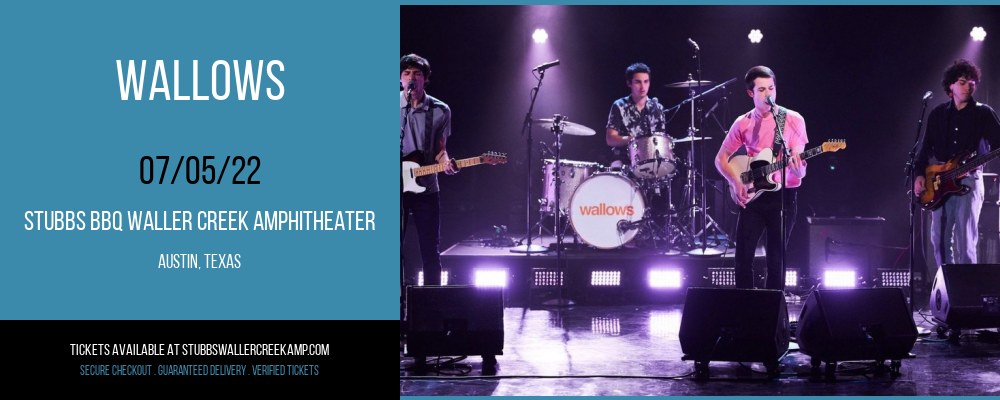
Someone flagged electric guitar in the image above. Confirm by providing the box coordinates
[919,146,1000,211]
[728,140,847,205]
[401,151,507,194]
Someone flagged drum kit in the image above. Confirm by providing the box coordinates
[523,76,734,255]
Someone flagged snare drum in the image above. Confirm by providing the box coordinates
[628,135,676,179]
[569,173,646,249]
[542,159,602,214]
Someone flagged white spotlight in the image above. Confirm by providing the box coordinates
[971,27,986,42]
[749,29,763,44]
[533,28,548,44]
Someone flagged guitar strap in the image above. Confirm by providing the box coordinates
[423,99,437,165]
[771,106,788,161]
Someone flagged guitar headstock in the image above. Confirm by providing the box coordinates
[481,151,508,165]
[822,139,847,153]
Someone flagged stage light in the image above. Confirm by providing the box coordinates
[879,270,911,288]
[417,270,449,286]
[534,269,564,286]
[749,29,763,43]
[533,28,548,44]
[591,270,621,286]
[708,267,736,287]
[649,269,682,289]
[823,269,857,288]
[786,269,798,288]
[474,269,507,288]
[971,27,986,42]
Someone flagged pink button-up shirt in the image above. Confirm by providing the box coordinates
[721,108,809,188]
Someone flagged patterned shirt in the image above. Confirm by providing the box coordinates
[606,95,666,138]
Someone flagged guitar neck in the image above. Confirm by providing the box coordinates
[413,157,483,177]
[758,145,825,176]
[949,146,1000,178]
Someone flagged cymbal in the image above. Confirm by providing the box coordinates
[535,119,596,136]
[663,79,714,88]
[673,136,712,143]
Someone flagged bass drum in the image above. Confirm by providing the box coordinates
[569,173,646,249]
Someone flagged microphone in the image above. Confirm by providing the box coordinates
[765,95,776,107]
[405,80,415,101]
[618,220,635,232]
[923,91,933,101]
[687,38,700,51]
[705,99,722,119]
[532,60,560,72]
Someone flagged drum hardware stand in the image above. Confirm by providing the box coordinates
[637,178,691,254]
[676,60,735,256]
[544,114,574,307]
[662,78,735,255]
[518,201,556,242]
[512,67,551,254]
[685,168,729,248]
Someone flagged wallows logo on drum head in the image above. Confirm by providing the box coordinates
[578,203,635,216]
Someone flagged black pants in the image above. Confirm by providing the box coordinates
[734,189,797,290]
[402,192,442,286]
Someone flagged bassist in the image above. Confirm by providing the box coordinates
[714,66,808,290]
[914,59,1000,274]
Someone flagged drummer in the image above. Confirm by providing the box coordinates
[606,62,668,170]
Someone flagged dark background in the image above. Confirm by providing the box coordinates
[401,5,1000,272]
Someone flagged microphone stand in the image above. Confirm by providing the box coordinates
[543,115,574,307]
[771,101,791,292]
[400,91,413,332]
[905,94,931,313]
[512,69,551,254]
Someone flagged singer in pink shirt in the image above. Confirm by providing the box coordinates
[715,66,809,290]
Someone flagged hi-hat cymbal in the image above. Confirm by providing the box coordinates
[673,136,712,143]
[535,119,596,136]
[663,79,715,88]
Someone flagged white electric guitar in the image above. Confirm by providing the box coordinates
[401,151,507,194]
[727,140,846,205]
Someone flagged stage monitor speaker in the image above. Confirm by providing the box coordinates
[679,288,789,365]
[930,264,1000,330]
[808,217,885,280]
[797,288,916,363]
[406,286,504,359]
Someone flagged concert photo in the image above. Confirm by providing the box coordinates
[400,5,1000,396]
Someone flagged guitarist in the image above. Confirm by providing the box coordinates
[714,66,808,290]
[914,59,1000,274]
[400,54,458,288]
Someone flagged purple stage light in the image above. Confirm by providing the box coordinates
[823,269,857,289]
[417,270,449,286]
[474,269,507,288]
[591,270,621,286]
[785,269,798,288]
[648,269,682,289]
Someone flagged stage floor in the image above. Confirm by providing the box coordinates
[400,301,1000,396]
